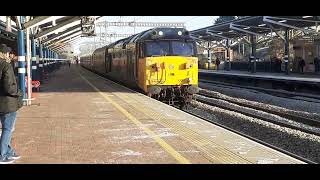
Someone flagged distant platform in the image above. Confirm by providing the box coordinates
[199,69,320,84]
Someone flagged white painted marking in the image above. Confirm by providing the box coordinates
[18,68,26,73]
[18,56,25,62]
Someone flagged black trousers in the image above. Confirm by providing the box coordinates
[299,66,304,73]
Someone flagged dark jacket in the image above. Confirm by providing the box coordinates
[0,59,23,113]
[299,59,306,67]
[216,59,220,65]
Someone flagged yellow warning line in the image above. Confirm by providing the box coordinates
[79,73,191,164]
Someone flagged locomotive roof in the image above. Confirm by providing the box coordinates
[91,27,194,55]
[105,27,193,49]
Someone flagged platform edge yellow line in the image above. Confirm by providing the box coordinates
[79,73,191,164]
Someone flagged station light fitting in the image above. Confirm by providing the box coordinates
[278,20,287,23]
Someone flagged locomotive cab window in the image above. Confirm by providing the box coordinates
[145,40,196,57]
[145,41,170,57]
[171,41,196,57]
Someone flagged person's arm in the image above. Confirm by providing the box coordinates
[3,63,19,97]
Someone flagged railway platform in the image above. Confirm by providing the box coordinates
[200,69,320,83]
[9,65,305,164]
[199,69,320,95]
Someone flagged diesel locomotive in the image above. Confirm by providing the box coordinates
[81,27,199,108]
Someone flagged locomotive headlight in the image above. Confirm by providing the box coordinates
[158,31,164,36]
[178,31,182,36]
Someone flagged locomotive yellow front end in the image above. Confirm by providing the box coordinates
[144,56,199,107]
[137,28,199,107]
[146,56,198,91]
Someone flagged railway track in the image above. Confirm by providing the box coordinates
[199,79,320,104]
[195,91,320,137]
[181,108,316,164]
[199,90,320,127]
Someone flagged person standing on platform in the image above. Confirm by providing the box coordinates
[0,44,23,164]
[248,58,251,72]
[298,57,306,74]
[314,57,319,73]
[76,56,80,66]
[68,60,71,68]
[270,57,275,72]
[215,57,220,71]
[276,57,282,73]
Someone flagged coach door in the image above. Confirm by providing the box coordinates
[134,44,138,82]
[127,50,133,81]
[108,53,112,73]
[134,42,144,82]
[105,49,108,73]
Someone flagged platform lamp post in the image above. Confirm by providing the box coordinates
[31,37,38,81]
[51,50,54,68]
[47,48,50,71]
[284,28,289,75]
[50,49,53,69]
[25,27,33,105]
[48,49,51,72]
[38,42,44,82]
[43,47,47,75]
[35,42,40,81]
[49,49,52,69]
[47,49,50,71]
[50,49,52,65]
[207,41,211,70]
[226,39,231,71]
[49,49,52,71]
[250,35,256,73]
[17,29,26,104]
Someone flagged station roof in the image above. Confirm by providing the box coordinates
[3,16,320,54]
[191,16,320,41]
[1,16,102,53]
[0,20,17,41]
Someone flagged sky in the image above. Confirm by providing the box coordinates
[73,16,218,54]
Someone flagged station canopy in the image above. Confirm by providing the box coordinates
[190,16,320,42]
[2,16,320,53]
[1,16,102,53]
